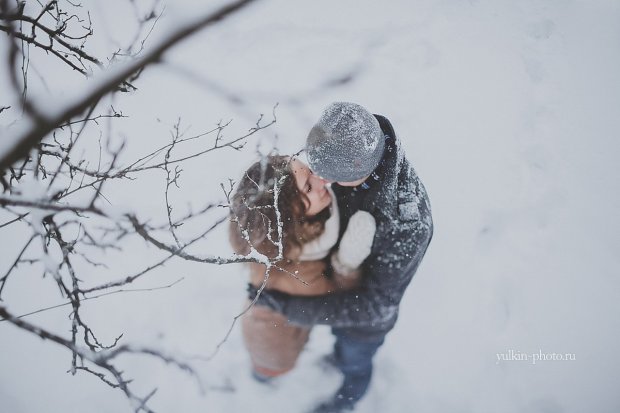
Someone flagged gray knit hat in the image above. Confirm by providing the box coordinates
[306,102,385,182]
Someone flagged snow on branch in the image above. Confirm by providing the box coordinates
[0,97,277,413]
[0,1,295,410]
[0,108,280,410]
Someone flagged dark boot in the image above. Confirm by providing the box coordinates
[308,395,355,413]
[317,352,339,373]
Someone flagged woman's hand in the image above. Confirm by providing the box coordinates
[331,210,376,276]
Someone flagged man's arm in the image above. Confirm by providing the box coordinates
[252,219,432,328]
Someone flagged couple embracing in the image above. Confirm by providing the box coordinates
[229,102,433,413]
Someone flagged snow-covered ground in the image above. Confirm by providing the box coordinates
[1,0,619,412]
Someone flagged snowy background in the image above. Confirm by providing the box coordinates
[1,0,620,412]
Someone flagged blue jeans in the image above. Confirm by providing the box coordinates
[330,328,386,408]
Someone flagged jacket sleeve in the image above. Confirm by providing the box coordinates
[255,212,433,328]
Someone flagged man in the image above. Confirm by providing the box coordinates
[251,102,433,412]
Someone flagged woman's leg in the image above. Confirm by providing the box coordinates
[241,303,310,379]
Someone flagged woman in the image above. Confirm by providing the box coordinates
[229,155,375,381]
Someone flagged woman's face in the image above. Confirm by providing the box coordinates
[290,158,331,216]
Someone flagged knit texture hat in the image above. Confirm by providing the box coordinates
[306,102,385,182]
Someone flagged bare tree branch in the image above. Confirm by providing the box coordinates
[0,304,200,412]
[0,0,258,173]
[0,2,302,411]
[0,233,36,299]
[0,278,184,322]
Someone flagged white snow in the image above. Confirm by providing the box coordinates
[1,0,619,413]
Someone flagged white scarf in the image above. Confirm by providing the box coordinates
[298,186,340,261]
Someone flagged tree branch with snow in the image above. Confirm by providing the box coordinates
[0,1,301,411]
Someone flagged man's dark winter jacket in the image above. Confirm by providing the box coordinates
[253,115,433,336]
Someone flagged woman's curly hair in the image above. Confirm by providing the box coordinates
[229,155,329,260]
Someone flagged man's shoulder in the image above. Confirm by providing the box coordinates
[375,162,432,229]
[373,114,396,140]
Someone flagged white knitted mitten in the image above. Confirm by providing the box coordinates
[331,210,376,275]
